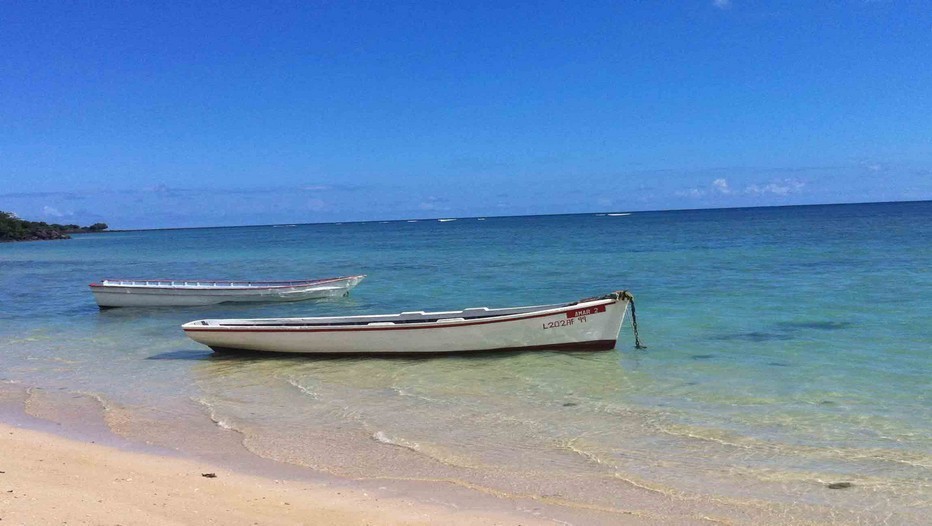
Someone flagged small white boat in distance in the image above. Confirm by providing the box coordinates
[91,275,366,308]
[182,290,638,354]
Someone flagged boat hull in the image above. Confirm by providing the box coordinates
[183,293,630,354]
[91,276,365,308]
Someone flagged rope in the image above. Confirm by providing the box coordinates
[621,291,646,350]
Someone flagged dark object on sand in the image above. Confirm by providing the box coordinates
[201,472,217,478]
[827,482,853,489]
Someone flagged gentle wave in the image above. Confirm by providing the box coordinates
[371,430,420,451]
[285,378,320,400]
[193,396,237,430]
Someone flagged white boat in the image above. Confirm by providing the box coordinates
[182,290,641,354]
[90,275,366,308]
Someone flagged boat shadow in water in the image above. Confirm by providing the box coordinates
[146,349,215,361]
[710,331,794,342]
[774,320,853,331]
[710,320,855,343]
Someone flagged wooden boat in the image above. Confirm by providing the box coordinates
[90,275,365,308]
[182,290,640,354]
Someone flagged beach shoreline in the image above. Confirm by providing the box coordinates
[0,380,656,525]
[0,420,557,526]
[4,370,921,526]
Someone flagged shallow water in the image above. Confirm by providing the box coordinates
[1,202,930,524]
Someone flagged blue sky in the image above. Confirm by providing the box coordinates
[1,1,930,228]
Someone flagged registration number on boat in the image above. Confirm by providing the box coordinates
[542,305,605,329]
[543,318,582,329]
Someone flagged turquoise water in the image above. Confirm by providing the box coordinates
[1,202,929,524]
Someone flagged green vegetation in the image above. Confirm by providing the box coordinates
[0,211,109,242]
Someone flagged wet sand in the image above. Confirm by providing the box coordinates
[0,381,668,525]
[0,422,553,526]
[2,372,922,525]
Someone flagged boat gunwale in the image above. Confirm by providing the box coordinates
[90,275,365,290]
[182,294,624,333]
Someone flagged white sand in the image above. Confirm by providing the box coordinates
[0,423,545,525]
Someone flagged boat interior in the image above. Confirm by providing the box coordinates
[190,301,581,328]
[98,278,340,289]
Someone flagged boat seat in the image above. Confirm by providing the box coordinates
[397,311,428,321]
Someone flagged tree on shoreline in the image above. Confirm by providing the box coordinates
[0,211,109,242]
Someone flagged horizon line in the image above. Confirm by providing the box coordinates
[97,199,930,233]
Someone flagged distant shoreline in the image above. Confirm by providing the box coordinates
[0,229,114,243]
[0,211,109,243]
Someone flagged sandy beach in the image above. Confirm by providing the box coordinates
[0,422,546,526]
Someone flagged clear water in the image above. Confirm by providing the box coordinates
[1,202,929,524]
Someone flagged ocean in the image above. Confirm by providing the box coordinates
[1,201,929,524]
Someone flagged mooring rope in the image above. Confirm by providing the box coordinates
[621,291,646,349]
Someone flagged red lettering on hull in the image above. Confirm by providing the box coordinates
[566,304,606,319]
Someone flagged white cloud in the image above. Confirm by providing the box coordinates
[418,196,450,211]
[677,177,806,200]
[306,198,328,211]
[675,188,705,199]
[42,206,64,217]
[713,0,732,9]
[862,162,885,173]
[744,179,806,196]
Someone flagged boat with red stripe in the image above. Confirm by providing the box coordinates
[182,290,639,354]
